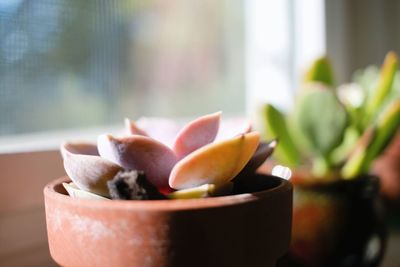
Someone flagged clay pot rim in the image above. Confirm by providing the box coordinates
[44,175,291,211]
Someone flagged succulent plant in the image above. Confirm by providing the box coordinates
[263,104,300,166]
[364,51,398,125]
[61,112,277,200]
[304,57,335,86]
[262,52,400,181]
[342,100,400,179]
[294,86,348,159]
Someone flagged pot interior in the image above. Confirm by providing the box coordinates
[56,174,284,196]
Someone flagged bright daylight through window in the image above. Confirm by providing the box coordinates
[0,0,244,136]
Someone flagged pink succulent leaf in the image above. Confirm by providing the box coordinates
[169,132,260,190]
[136,117,182,147]
[60,142,98,159]
[124,118,149,136]
[97,134,120,165]
[98,134,178,189]
[61,142,122,197]
[173,111,221,159]
[63,182,109,200]
[216,117,252,141]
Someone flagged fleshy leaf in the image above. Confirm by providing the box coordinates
[341,127,376,179]
[124,118,148,136]
[61,142,122,197]
[304,56,334,86]
[167,183,233,199]
[63,182,109,200]
[294,88,348,157]
[97,135,119,164]
[136,117,181,147]
[98,134,178,189]
[364,100,400,168]
[365,51,398,124]
[173,112,221,159]
[263,104,300,166]
[169,132,260,189]
[342,99,400,179]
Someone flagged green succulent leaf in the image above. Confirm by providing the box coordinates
[365,51,398,124]
[294,88,348,158]
[342,99,400,179]
[167,183,233,199]
[312,156,331,178]
[304,57,334,86]
[330,126,360,165]
[363,99,400,168]
[341,128,375,179]
[262,104,301,166]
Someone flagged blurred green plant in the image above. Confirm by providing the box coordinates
[261,52,400,181]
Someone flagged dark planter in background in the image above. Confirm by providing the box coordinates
[278,174,386,267]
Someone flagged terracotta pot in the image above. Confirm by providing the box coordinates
[44,174,292,267]
[277,174,386,267]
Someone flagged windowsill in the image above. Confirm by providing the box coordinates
[0,125,120,154]
[0,114,248,154]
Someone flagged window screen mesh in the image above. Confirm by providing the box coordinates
[0,0,244,135]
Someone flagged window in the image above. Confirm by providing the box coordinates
[245,0,325,114]
[0,0,244,136]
